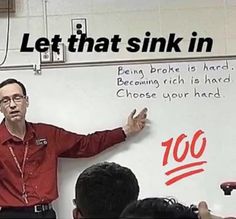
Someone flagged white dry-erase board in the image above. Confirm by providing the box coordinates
[0,57,235,219]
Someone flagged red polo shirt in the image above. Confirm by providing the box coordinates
[0,121,126,207]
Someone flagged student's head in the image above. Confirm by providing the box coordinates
[120,198,198,219]
[73,162,139,219]
[0,78,28,123]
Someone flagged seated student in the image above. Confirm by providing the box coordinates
[120,197,198,219]
[73,162,139,219]
[120,198,226,219]
[198,202,236,219]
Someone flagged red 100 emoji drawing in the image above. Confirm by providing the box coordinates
[161,129,207,186]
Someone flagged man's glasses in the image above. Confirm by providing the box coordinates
[0,94,26,107]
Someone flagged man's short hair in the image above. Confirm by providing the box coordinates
[75,162,139,218]
[0,78,27,96]
[120,197,198,219]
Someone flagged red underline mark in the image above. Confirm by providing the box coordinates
[165,161,207,175]
[165,161,207,186]
[165,169,204,186]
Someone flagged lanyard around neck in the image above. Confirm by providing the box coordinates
[8,145,28,177]
[8,144,29,204]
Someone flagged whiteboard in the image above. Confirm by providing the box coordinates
[0,58,235,218]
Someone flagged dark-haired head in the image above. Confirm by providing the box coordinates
[74,162,139,219]
[120,197,198,219]
[0,78,27,96]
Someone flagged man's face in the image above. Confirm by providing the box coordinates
[0,83,28,123]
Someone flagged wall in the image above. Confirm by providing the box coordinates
[0,1,236,219]
[1,0,236,66]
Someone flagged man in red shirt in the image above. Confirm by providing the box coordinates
[0,78,147,219]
